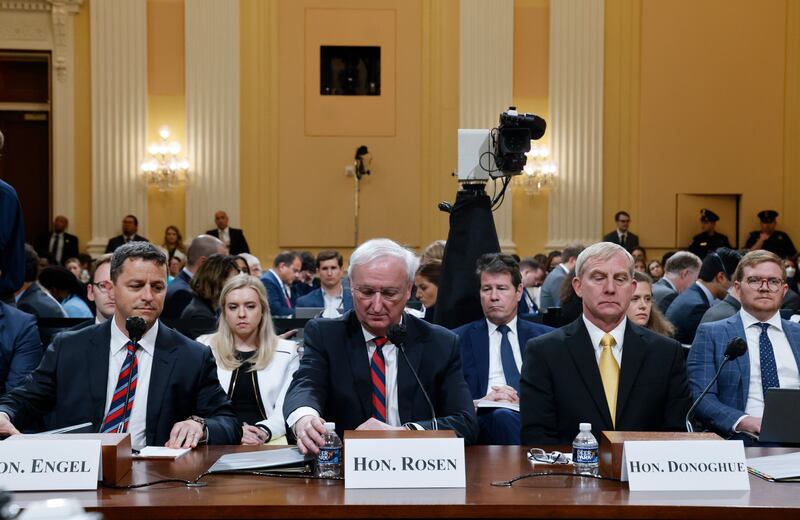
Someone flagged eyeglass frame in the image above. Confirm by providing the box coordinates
[91,280,114,294]
[527,448,571,465]
[743,276,785,293]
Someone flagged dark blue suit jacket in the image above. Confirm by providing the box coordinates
[0,320,241,445]
[295,288,353,313]
[0,180,25,296]
[0,302,43,395]
[666,283,712,344]
[687,314,800,435]
[454,318,552,399]
[163,270,194,320]
[261,270,294,317]
[283,311,478,443]
[518,291,539,316]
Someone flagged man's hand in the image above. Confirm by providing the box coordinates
[483,385,519,403]
[0,413,20,436]
[294,415,327,455]
[279,329,298,340]
[355,418,405,431]
[241,424,269,445]
[737,415,762,435]
[165,419,205,448]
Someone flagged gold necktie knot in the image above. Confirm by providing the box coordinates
[600,333,616,348]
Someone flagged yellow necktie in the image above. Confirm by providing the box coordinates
[599,333,619,427]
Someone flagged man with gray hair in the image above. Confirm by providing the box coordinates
[284,238,478,453]
[652,251,702,313]
[163,234,227,320]
[521,241,691,444]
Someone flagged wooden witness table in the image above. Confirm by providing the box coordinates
[9,445,800,519]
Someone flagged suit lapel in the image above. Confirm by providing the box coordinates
[397,315,424,424]
[781,319,800,376]
[565,320,614,429]
[471,321,490,397]
[616,323,647,425]
[146,323,179,444]
[87,321,112,431]
[345,313,373,420]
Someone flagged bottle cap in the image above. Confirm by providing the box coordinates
[324,422,336,430]
[579,422,591,431]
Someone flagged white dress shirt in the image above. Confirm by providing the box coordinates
[486,317,523,389]
[322,289,344,318]
[583,315,626,366]
[105,319,157,449]
[219,227,231,247]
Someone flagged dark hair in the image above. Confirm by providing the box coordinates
[632,271,675,337]
[23,244,39,282]
[273,251,300,268]
[416,260,442,286]
[475,253,521,287]
[110,242,167,282]
[39,266,83,295]
[562,244,585,263]
[614,211,630,222]
[698,247,741,282]
[299,251,316,272]
[233,255,251,275]
[317,249,343,268]
[124,214,138,226]
[519,257,542,272]
[545,250,562,272]
[190,254,239,308]
[90,254,113,283]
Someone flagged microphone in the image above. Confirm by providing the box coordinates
[388,323,438,431]
[126,316,147,344]
[685,337,747,432]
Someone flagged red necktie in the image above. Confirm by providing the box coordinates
[101,342,139,433]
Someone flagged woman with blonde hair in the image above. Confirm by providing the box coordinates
[627,271,676,338]
[197,274,299,445]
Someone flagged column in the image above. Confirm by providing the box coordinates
[459,0,515,253]
[184,0,240,238]
[88,0,148,255]
[547,0,605,248]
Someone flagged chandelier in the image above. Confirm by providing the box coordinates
[140,126,190,192]
[515,143,557,196]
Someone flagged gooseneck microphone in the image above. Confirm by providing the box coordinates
[388,323,439,431]
[685,337,747,432]
[126,316,147,344]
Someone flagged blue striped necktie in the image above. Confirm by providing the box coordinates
[370,337,388,422]
[101,341,139,433]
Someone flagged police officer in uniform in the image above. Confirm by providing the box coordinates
[745,210,797,259]
[688,209,732,259]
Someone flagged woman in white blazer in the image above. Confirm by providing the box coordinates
[197,274,299,444]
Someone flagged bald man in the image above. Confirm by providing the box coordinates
[206,210,250,255]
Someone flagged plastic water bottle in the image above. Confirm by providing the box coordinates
[572,422,599,475]
[316,422,342,478]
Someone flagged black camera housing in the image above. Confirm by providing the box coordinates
[494,107,546,174]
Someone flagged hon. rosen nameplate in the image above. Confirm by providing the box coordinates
[0,439,101,491]
[344,431,465,489]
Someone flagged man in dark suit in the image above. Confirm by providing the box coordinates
[688,209,732,259]
[261,251,301,317]
[34,215,79,266]
[206,210,250,255]
[518,257,544,316]
[666,247,741,344]
[162,234,226,321]
[652,251,702,313]
[296,250,353,317]
[688,250,800,443]
[454,253,551,444]
[105,215,148,253]
[745,210,797,260]
[0,242,240,449]
[0,301,42,395]
[0,175,25,305]
[284,238,478,453]
[700,292,741,325]
[521,241,692,445]
[602,211,639,253]
[15,245,67,345]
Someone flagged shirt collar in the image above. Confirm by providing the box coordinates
[739,308,783,332]
[582,314,627,350]
[662,277,677,291]
[695,280,715,304]
[360,315,405,345]
[110,317,158,357]
[181,267,194,279]
[486,316,518,336]
[269,269,287,290]
[559,263,569,275]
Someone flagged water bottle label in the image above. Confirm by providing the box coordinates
[573,446,598,464]
[318,446,341,465]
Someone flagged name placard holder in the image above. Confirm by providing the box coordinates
[621,440,750,491]
[344,430,465,489]
[0,438,101,491]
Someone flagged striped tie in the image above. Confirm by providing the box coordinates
[101,341,139,433]
[370,337,388,422]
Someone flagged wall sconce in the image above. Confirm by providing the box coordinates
[515,143,557,196]
[140,126,190,192]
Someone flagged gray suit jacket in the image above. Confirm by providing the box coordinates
[540,266,567,310]
[699,294,741,325]
[653,277,678,313]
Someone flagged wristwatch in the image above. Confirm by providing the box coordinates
[256,424,273,444]
[187,415,208,444]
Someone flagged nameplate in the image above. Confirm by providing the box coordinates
[0,439,101,491]
[621,440,749,491]
[344,431,465,489]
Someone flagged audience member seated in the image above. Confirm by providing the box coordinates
[179,254,239,340]
[558,268,583,326]
[0,242,241,448]
[239,253,263,278]
[414,260,441,322]
[545,250,562,273]
[34,215,78,266]
[700,285,741,325]
[602,211,639,253]
[631,246,647,264]
[688,250,800,444]
[16,245,67,320]
[0,301,42,395]
[627,272,675,337]
[745,210,797,260]
[261,251,302,317]
[666,247,741,345]
[65,257,83,281]
[168,255,184,283]
[85,254,116,326]
[784,257,798,293]
[540,244,583,310]
[296,250,353,318]
[518,257,545,316]
[521,242,692,444]
[38,266,93,319]
[162,225,187,264]
[207,210,250,255]
[634,258,647,274]
[105,214,148,253]
[197,274,300,445]
[647,259,664,282]
[454,253,551,445]
[421,239,446,263]
[284,238,478,453]
[292,251,318,299]
[163,234,227,320]
[652,251,702,313]
[233,255,250,275]
[688,209,731,259]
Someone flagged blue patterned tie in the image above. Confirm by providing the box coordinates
[101,342,139,433]
[497,324,520,391]
[370,337,388,422]
[758,323,780,397]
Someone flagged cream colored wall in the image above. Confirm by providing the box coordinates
[73,0,92,246]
